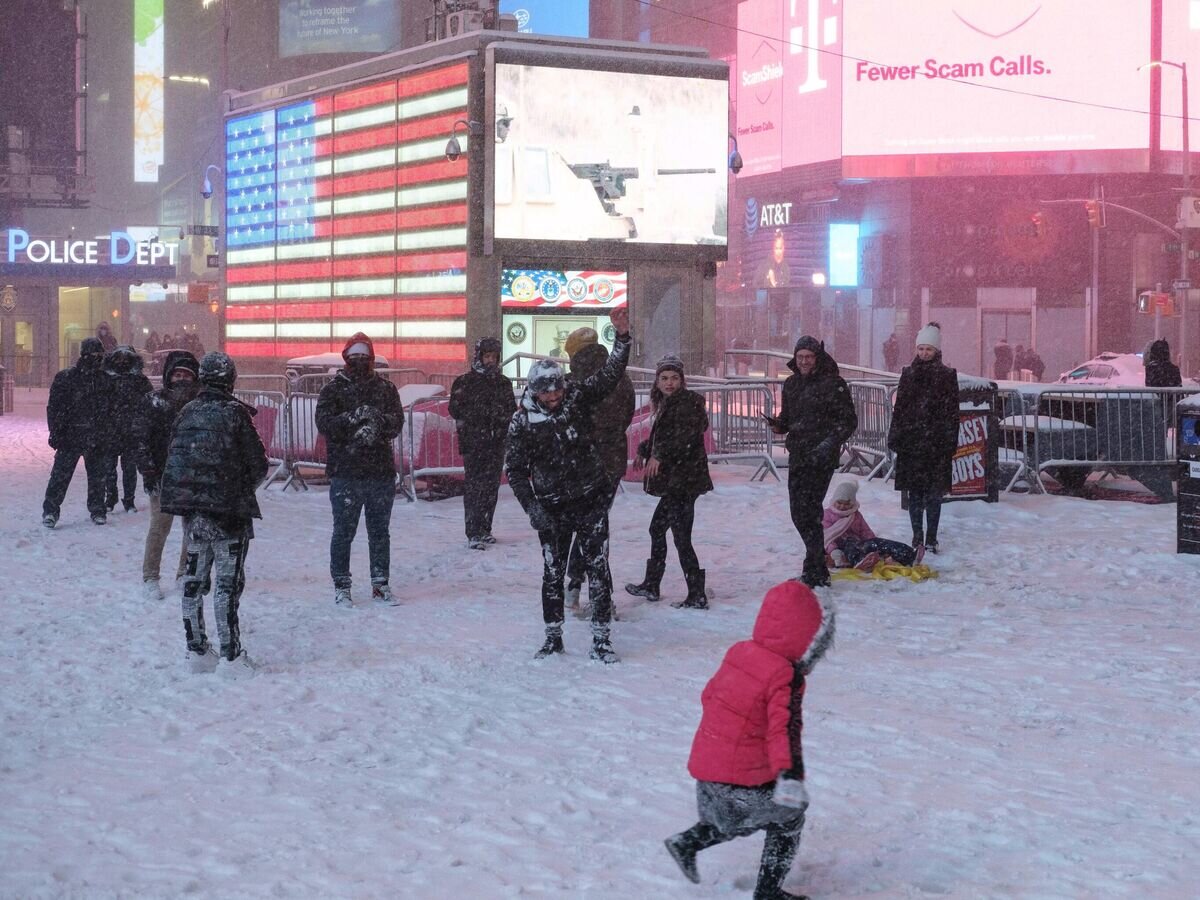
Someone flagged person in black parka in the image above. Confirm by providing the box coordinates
[887,322,959,554]
[133,349,200,597]
[563,328,636,611]
[103,346,153,512]
[449,337,517,549]
[1144,339,1182,388]
[993,337,1013,380]
[160,352,268,671]
[505,306,632,664]
[767,336,857,588]
[315,332,405,607]
[625,355,713,609]
[42,337,115,527]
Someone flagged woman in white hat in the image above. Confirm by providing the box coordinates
[886,323,958,554]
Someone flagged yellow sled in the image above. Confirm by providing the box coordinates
[831,561,938,584]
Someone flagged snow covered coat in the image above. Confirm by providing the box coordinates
[46,339,113,451]
[104,347,154,442]
[448,339,517,457]
[568,342,636,483]
[776,344,857,467]
[314,333,404,480]
[1144,339,1182,388]
[505,334,631,514]
[888,353,959,493]
[688,581,835,787]
[159,386,268,522]
[637,388,713,499]
[132,350,200,490]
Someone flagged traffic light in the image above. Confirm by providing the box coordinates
[1031,211,1045,238]
[1084,200,1104,228]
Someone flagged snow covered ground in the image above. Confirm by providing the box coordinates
[2,388,1198,899]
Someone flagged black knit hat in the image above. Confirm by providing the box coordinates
[655,355,685,377]
[793,335,823,355]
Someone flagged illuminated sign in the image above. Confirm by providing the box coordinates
[133,0,164,183]
[279,0,401,57]
[4,229,179,267]
[499,0,589,37]
[828,223,859,286]
[501,268,627,309]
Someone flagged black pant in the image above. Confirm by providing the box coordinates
[906,486,943,542]
[788,459,836,577]
[43,446,109,519]
[839,536,917,567]
[463,446,505,540]
[106,442,139,507]
[329,477,395,588]
[566,473,620,587]
[540,500,612,626]
[648,494,700,575]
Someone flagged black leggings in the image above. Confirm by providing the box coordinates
[906,487,943,542]
[649,494,700,575]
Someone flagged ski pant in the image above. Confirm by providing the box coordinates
[906,486,944,542]
[539,500,612,627]
[142,490,189,582]
[787,459,836,577]
[42,445,109,519]
[566,473,620,588]
[329,476,395,588]
[462,446,505,541]
[695,779,807,840]
[105,441,138,507]
[181,521,249,661]
[838,536,917,568]
[647,493,700,576]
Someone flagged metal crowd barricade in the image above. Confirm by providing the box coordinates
[233,388,291,488]
[994,388,1042,492]
[405,393,465,500]
[284,389,324,491]
[843,381,894,479]
[688,382,780,480]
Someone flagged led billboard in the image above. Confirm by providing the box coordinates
[499,0,589,37]
[492,64,728,246]
[1160,0,1200,154]
[841,1,1151,176]
[279,0,400,57]
[133,0,164,183]
[500,268,627,309]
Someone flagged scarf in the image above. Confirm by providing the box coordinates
[822,501,860,548]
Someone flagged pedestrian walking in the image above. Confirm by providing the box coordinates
[41,337,114,527]
[159,352,268,674]
[448,337,517,549]
[664,580,834,899]
[505,306,632,663]
[887,322,958,555]
[882,332,899,372]
[315,333,405,608]
[992,337,1013,380]
[765,336,857,587]
[1144,338,1182,387]
[103,346,153,512]
[625,355,713,609]
[133,350,200,601]
[563,327,635,612]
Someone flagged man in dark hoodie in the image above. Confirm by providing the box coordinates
[315,333,405,607]
[1144,339,1182,388]
[505,306,632,663]
[563,327,636,612]
[767,336,857,587]
[103,346,153,512]
[449,337,516,550]
[42,337,114,527]
[133,349,200,601]
[160,352,268,674]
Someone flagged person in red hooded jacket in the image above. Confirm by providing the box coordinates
[664,580,835,900]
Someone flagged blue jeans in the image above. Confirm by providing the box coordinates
[329,477,395,588]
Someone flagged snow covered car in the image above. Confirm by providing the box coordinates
[1056,352,1146,387]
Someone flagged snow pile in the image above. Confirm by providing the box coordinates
[1,391,1197,898]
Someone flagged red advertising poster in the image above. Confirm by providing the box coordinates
[950,411,989,497]
[736,0,784,176]
[780,0,843,168]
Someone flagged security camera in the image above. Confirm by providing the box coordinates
[445,136,463,162]
[201,176,213,199]
[728,149,744,175]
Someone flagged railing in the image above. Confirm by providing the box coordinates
[722,348,900,384]
[233,388,290,488]
[0,370,13,414]
[842,382,894,479]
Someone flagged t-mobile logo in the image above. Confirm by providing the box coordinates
[789,0,839,95]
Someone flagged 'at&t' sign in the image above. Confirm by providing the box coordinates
[5,228,179,267]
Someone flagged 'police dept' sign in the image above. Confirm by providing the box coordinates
[5,228,179,267]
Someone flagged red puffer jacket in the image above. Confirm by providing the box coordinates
[687,581,834,787]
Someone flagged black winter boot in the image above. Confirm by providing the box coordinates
[625,558,666,602]
[664,822,727,884]
[673,568,708,609]
[534,625,564,659]
[589,624,619,664]
[753,826,807,900]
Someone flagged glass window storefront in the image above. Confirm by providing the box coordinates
[58,286,121,367]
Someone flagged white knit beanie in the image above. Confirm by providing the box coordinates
[831,480,858,504]
[915,322,941,350]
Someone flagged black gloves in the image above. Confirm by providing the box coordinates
[528,503,554,532]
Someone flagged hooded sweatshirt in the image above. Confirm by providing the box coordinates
[133,350,200,488]
[688,581,835,786]
[776,337,858,464]
[46,338,113,450]
[448,337,517,455]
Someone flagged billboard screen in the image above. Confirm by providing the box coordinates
[279,0,400,58]
[1161,0,1200,153]
[499,0,589,37]
[492,63,728,246]
[500,268,627,309]
[133,0,164,183]
[841,1,1151,176]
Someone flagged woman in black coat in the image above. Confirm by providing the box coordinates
[887,323,958,554]
[625,356,714,609]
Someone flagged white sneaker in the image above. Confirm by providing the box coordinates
[371,583,399,606]
[141,580,163,601]
[218,650,256,679]
[185,645,219,674]
[334,586,353,607]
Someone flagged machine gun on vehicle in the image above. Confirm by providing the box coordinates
[568,161,718,215]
